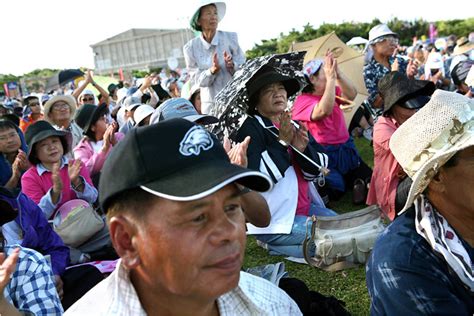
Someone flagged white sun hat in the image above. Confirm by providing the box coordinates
[133,104,155,126]
[368,24,398,44]
[190,1,226,31]
[389,90,474,214]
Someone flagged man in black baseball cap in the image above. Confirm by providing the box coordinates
[66,118,302,315]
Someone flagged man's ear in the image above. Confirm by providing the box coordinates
[427,169,446,195]
[109,216,140,269]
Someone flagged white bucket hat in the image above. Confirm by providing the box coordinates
[426,52,444,69]
[368,24,398,44]
[389,90,474,214]
[133,104,155,126]
[190,1,226,31]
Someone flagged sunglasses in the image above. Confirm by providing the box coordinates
[381,36,399,44]
[82,97,94,102]
[29,102,40,107]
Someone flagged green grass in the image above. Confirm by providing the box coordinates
[243,137,374,316]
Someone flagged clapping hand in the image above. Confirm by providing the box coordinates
[278,111,295,146]
[109,122,118,145]
[406,59,418,79]
[291,122,309,152]
[223,50,235,75]
[210,52,220,75]
[11,150,28,177]
[224,136,250,168]
[323,52,337,82]
[68,159,82,187]
[51,163,63,204]
[85,70,94,84]
[102,124,117,151]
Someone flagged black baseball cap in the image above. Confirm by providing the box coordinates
[99,118,272,211]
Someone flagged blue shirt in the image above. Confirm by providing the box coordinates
[363,56,408,117]
[366,208,474,315]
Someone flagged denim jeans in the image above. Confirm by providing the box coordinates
[256,204,337,258]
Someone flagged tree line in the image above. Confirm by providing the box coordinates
[1,17,472,91]
[245,17,474,58]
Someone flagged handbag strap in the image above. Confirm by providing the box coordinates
[303,215,317,266]
[253,115,328,173]
[303,215,360,272]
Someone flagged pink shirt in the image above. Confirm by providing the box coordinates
[73,133,124,177]
[21,159,95,218]
[292,87,349,145]
[294,160,310,216]
[366,116,401,220]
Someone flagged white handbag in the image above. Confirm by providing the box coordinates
[303,205,385,271]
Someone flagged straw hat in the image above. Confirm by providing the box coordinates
[389,90,474,213]
[43,95,77,122]
[453,37,474,56]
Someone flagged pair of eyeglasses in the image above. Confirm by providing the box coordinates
[82,97,94,102]
[52,103,69,110]
[382,36,399,44]
[29,102,40,107]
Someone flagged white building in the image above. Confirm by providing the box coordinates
[91,28,195,74]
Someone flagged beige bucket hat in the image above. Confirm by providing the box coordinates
[43,95,77,122]
[389,90,474,214]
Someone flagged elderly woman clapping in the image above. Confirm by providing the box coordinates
[235,66,336,258]
[366,91,474,314]
[183,1,245,114]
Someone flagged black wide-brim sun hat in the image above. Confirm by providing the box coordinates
[74,103,107,134]
[99,118,273,211]
[378,71,436,114]
[24,120,72,162]
[246,66,301,104]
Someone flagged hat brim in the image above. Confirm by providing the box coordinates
[125,103,141,111]
[453,43,474,56]
[184,114,219,125]
[369,32,398,45]
[399,135,474,215]
[383,80,435,114]
[27,129,72,162]
[247,72,301,102]
[140,160,272,202]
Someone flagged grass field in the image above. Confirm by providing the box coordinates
[243,137,374,316]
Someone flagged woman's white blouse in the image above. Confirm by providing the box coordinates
[183,30,245,114]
